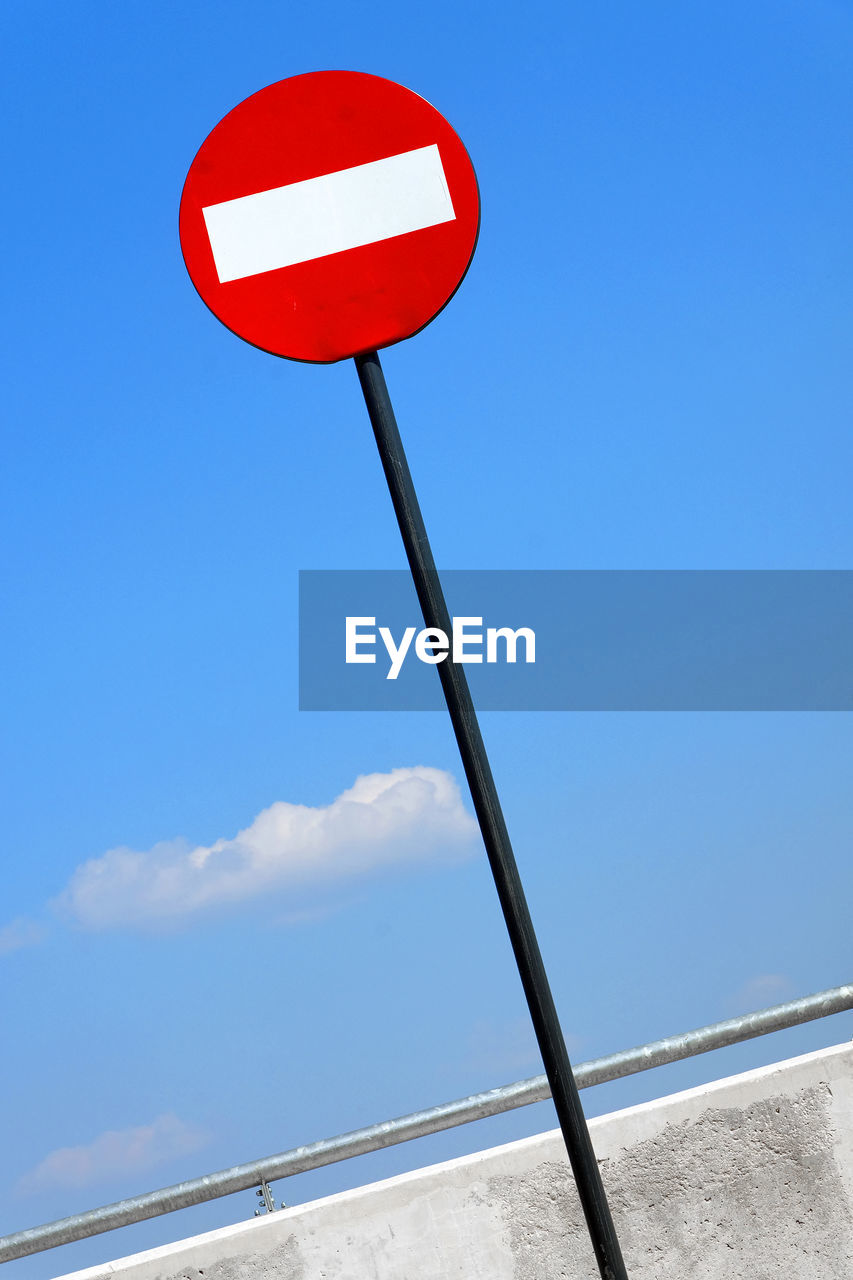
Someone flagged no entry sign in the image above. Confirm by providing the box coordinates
[179,71,480,362]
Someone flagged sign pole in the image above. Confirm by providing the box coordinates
[180,68,629,1279]
[354,349,629,1280]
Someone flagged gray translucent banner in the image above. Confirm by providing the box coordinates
[298,570,853,711]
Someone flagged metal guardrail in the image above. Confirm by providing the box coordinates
[1,982,851,1263]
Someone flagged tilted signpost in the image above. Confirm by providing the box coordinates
[180,69,628,1280]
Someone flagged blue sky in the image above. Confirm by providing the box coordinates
[2,0,852,1275]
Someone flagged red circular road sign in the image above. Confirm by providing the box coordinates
[179,71,480,364]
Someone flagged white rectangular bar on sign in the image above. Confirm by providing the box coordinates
[202,145,456,283]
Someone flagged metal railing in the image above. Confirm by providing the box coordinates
[1,982,851,1264]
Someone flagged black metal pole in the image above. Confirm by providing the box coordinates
[354,350,629,1280]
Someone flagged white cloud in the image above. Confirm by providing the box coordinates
[53,767,478,931]
[16,1114,208,1195]
[273,899,355,928]
[727,973,794,1014]
[464,1016,542,1076]
[0,916,47,956]
[462,1017,582,1077]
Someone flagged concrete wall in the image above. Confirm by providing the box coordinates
[57,1041,853,1280]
